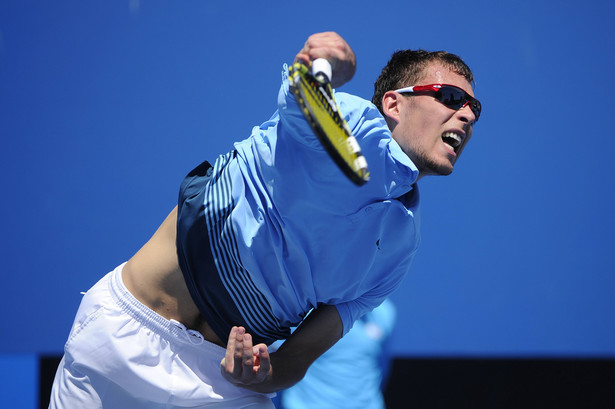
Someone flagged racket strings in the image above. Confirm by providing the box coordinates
[289,62,369,185]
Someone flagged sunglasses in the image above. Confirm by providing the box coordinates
[394,84,481,122]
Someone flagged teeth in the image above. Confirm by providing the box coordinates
[442,132,462,149]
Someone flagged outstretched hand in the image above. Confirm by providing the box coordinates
[220,326,271,388]
[294,31,356,88]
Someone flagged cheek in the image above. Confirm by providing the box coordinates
[410,101,446,129]
[415,117,441,145]
[402,101,447,147]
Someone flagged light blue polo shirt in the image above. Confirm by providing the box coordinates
[177,65,420,345]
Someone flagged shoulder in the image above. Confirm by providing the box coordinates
[335,91,390,145]
[335,91,382,120]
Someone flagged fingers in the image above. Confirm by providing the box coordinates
[220,326,271,386]
[221,326,240,379]
[296,32,351,62]
[240,332,255,383]
[254,344,271,382]
[233,327,246,378]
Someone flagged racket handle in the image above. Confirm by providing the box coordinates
[312,58,332,83]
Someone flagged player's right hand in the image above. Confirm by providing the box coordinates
[294,31,356,88]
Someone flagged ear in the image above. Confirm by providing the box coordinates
[381,91,402,126]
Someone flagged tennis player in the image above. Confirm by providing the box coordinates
[49,31,479,408]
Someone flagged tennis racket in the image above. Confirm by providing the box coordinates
[288,58,370,186]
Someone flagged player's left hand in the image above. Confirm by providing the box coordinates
[220,326,271,387]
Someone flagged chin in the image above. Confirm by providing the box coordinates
[438,167,454,176]
[427,160,455,176]
[415,155,455,177]
[440,158,457,175]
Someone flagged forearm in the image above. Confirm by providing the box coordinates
[238,348,309,393]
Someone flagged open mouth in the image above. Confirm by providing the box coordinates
[442,131,463,154]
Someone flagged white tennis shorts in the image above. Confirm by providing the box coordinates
[49,263,274,409]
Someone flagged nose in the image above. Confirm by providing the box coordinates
[458,102,477,124]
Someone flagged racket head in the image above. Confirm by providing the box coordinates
[288,62,370,186]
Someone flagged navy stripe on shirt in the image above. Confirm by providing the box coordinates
[204,152,286,341]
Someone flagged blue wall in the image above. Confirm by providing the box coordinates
[1,0,614,367]
[0,355,37,409]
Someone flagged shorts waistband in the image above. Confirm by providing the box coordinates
[108,263,226,354]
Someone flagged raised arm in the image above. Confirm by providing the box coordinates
[294,31,356,88]
[220,304,343,393]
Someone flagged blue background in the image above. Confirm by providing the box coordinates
[1,0,614,404]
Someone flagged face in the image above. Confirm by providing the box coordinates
[384,62,476,178]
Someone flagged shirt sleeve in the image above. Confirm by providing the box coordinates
[274,64,417,208]
[334,251,413,337]
[276,63,335,151]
